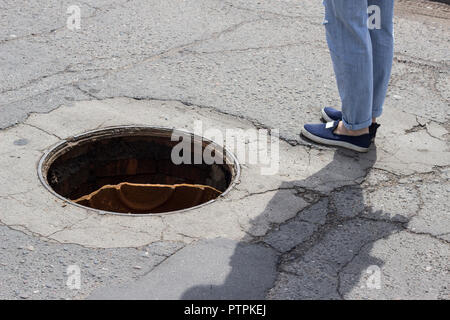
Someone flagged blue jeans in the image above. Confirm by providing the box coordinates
[323,0,394,130]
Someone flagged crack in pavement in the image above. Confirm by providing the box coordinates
[0,0,448,300]
[0,11,270,107]
[260,164,449,298]
[186,41,328,56]
[23,123,62,140]
[45,215,92,239]
[335,228,404,299]
[0,0,133,45]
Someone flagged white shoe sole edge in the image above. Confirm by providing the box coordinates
[301,128,369,153]
[321,108,336,123]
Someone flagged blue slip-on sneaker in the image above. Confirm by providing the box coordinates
[321,106,342,122]
[321,107,381,140]
[301,121,371,152]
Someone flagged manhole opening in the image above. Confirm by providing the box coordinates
[38,126,239,215]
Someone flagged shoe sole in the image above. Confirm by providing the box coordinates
[321,108,336,123]
[301,128,369,153]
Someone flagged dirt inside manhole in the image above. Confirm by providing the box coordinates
[38,126,239,214]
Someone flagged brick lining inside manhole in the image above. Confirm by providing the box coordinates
[38,126,239,215]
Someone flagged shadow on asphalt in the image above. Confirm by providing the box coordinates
[181,145,407,299]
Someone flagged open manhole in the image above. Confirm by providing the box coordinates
[38,126,239,215]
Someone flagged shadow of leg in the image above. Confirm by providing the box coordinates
[181,145,412,300]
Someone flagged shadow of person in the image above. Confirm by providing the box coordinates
[181,145,408,299]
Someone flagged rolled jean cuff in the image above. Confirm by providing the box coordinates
[372,108,383,119]
[342,117,372,131]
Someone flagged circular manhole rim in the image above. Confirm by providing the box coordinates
[37,125,241,217]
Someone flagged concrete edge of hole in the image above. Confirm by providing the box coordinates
[37,125,241,217]
[0,98,321,248]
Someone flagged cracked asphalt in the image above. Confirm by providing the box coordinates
[0,0,449,300]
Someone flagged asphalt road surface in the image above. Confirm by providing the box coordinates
[0,0,448,300]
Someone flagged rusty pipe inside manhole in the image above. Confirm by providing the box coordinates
[38,126,240,215]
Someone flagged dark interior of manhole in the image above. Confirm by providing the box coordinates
[42,128,237,214]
